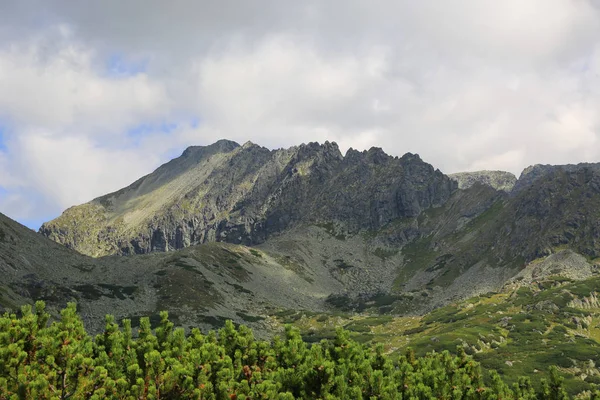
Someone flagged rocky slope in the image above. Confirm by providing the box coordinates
[0,212,351,335]
[40,140,456,257]
[280,268,600,395]
[362,162,600,311]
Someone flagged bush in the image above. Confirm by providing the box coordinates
[0,302,580,399]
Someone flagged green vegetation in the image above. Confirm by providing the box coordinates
[395,235,436,288]
[155,267,220,313]
[0,302,590,399]
[249,249,263,258]
[372,248,398,260]
[324,293,411,314]
[283,276,600,396]
[462,200,505,233]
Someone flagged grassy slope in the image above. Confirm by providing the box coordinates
[275,274,600,395]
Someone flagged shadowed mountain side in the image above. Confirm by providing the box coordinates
[0,212,345,335]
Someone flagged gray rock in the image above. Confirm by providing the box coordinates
[512,163,600,194]
[449,170,517,192]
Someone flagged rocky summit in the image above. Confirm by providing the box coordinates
[40,140,456,257]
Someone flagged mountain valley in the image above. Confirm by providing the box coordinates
[2,139,600,394]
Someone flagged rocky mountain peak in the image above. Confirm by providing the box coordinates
[511,164,554,193]
[399,152,422,163]
[181,139,240,158]
[241,140,259,149]
[364,147,390,164]
[40,139,456,257]
[294,141,343,160]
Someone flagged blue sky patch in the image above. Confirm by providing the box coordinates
[126,120,183,146]
[126,116,200,146]
[0,124,8,152]
[105,54,148,77]
[19,217,50,231]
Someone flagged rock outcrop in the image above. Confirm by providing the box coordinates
[449,170,517,192]
[511,163,600,194]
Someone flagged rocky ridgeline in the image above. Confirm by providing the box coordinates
[40,140,457,257]
[38,139,600,277]
[512,162,600,194]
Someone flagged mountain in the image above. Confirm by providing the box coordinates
[35,140,600,315]
[6,211,600,394]
[512,162,600,194]
[40,140,456,257]
[6,140,600,393]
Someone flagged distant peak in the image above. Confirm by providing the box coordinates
[181,139,240,158]
[300,140,339,149]
[399,152,422,163]
[367,146,386,154]
[449,170,517,192]
[295,141,343,159]
[365,147,391,164]
[519,164,548,177]
[211,139,240,150]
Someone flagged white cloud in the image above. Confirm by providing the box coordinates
[1,1,600,226]
[0,39,170,135]
[15,133,160,207]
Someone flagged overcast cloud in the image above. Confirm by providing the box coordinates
[1,0,600,228]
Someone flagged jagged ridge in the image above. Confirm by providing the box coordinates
[40,140,457,257]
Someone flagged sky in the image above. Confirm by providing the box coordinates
[1,1,600,230]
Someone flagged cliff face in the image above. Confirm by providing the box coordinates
[40,140,457,257]
[407,163,600,295]
[507,163,600,259]
[511,163,600,194]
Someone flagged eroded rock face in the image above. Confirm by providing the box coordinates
[507,164,600,260]
[40,140,457,257]
[449,171,517,192]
